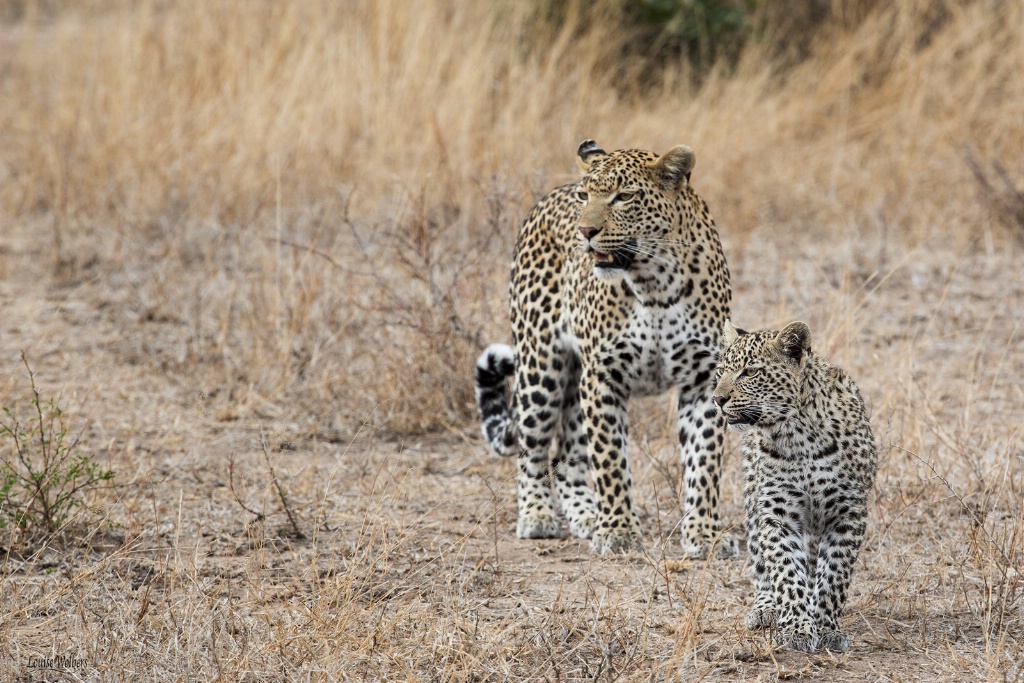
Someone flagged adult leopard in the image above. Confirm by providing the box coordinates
[475,140,734,556]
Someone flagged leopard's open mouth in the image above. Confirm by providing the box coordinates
[722,408,761,427]
[591,241,636,270]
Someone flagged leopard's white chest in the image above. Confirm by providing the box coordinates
[625,300,697,396]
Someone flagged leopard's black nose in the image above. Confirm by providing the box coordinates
[713,395,728,408]
[578,226,600,240]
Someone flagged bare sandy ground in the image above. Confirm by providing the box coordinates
[1,226,1022,681]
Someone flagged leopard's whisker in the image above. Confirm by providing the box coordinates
[621,243,677,268]
[638,237,692,248]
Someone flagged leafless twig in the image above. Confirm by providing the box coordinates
[259,427,305,539]
[227,451,264,520]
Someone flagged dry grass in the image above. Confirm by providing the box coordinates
[0,0,1022,680]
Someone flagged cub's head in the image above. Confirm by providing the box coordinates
[712,320,811,431]
[573,139,696,280]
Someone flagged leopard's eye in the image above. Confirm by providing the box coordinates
[613,191,636,204]
[575,189,589,203]
[740,367,761,379]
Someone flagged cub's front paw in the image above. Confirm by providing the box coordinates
[817,630,850,652]
[517,513,564,539]
[590,524,643,555]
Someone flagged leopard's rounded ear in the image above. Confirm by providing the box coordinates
[650,145,695,189]
[775,322,811,364]
[577,140,607,172]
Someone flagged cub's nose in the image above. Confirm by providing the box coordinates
[578,226,600,240]
[712,395,728,409]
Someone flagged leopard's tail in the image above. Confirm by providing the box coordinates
[474,344,517,457]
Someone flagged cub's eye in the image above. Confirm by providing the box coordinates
[739,367,762,379]
[613,191,636,204]
[575,189,589,203]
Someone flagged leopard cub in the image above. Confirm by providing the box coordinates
[713,320,877,653]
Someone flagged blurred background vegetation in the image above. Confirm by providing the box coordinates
[1,0,1021,435]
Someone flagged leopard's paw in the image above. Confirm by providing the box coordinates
[774,618,818,653]
[567,510,597,539]
[817,629,850,653]
[590,524,643,555]
[681,528,739,559]
[517,512,564,539]
[745,606,776,631]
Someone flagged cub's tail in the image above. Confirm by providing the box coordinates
[474,344,517,456]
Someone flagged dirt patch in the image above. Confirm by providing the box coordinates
[2,227,1021,681]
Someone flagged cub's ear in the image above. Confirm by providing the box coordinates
[721,319,749,347]
[775,322,811,364]
[649,144,695,190]
[721,319,740,347]
[577,140,607,172]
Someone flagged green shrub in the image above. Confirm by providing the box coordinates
[0,354,113,535]
[624,0,755,72]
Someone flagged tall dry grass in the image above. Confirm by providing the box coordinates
[2,0,1022,435]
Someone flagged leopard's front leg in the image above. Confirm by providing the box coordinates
[511,342,565,540]
[813,496,868,652]
[553,352,598,539]
[677,373,736,558]
[758,483,816,652]
[744,453,775,630]
[579,368,641,554]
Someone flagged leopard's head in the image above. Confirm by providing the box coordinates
[712,320,811,432]
[573,140,695,280]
